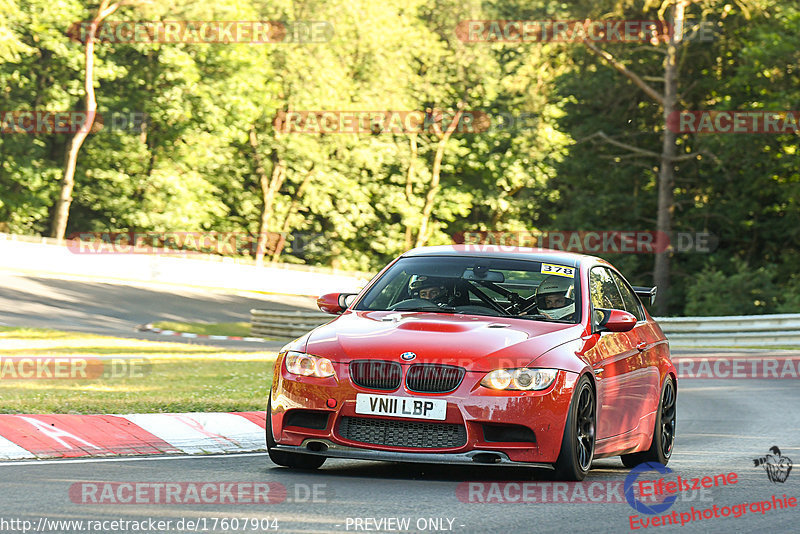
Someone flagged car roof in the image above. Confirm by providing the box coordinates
[401,245,594,268]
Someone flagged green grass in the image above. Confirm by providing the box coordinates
[150,321,252,337]
[0,327,275,414]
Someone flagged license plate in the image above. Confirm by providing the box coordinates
[355,393,447,421]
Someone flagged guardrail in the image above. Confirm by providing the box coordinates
[250,309,331,339]
[250,308,800,347]
[654,313,800,347]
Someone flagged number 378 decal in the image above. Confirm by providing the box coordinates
[541,263,575,277]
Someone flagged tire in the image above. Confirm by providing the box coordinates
[551,375,596,481]
[266,397,326,469]
[621,376,676,468]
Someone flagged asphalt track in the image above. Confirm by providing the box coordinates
[1,380,798,533]
[0,271,317,351]
[1,272,798,533]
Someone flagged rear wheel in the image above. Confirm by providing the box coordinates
[621,376,676,468]
[551,375,595,481]
[266,398,326,469]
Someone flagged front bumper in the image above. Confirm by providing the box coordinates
[270,359,579,465]
[275,440,554,469]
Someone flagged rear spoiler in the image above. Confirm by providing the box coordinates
[633,286,657,306]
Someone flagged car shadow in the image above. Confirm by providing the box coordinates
[261,457,628,482]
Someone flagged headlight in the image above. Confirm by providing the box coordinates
[283,351,336,378]
[480,368,557,391]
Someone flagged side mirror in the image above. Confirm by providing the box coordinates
[317,292,358,315]
[595,308,637,333]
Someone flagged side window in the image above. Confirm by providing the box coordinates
[611,271,644,322]
[371,271,411,309]
[589,267,625,310]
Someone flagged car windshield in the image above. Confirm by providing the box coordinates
[354,255,581,323]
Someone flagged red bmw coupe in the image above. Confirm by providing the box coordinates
[267,246,677,480]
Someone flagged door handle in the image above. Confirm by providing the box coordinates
[636,342,647,352]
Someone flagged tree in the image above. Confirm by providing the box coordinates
[579,0,708,314]
[2,0,797,312]
[415,106,464,247]
[50,0,147,241]
[0,0,32,61]
[249,125,284,264]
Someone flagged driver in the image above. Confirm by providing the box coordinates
[535,275,576,320]
[408,275,452,306]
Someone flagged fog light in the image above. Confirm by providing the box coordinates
[326,398,337,408]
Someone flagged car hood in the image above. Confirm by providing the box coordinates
[304,310,584,372]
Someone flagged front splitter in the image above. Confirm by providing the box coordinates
[274,440,554,469]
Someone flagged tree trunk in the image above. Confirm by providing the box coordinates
[415,138,445,248]
[50,1,120,241]
[415,108,463,248]
[250,126,285,265]
[271,168,314,262]
[653,1,685,315]
[403,133,417,249]
[583,2,688,315]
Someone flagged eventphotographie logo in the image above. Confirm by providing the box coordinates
[625,463,679,515]
[753,446,793,483]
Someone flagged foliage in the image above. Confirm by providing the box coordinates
[685,259,776,315]
[685,258,800,316]
[0,0,797,314]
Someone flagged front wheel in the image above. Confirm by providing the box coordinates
[551,375,595,481]
[266,398,326,469]
[621,376,676,467]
